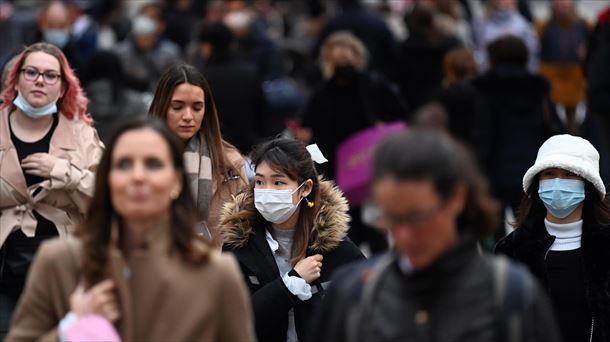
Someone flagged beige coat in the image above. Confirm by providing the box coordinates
[0,108,104,246]
[7,225,256,342]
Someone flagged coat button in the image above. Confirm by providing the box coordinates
[415,310,429,325]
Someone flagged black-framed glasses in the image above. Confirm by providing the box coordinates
[20,67,62,85]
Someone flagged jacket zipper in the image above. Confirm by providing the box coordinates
[589,317,594,342]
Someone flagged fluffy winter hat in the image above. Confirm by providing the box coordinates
[522,134,606,197]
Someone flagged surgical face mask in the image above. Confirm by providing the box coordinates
[254,183,305,224]
[132,15,158,37]
[13,92,58,118]
[43,29,70,49]
[538,178,585,219]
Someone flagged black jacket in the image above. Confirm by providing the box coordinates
[496,219,610,341]
[301,72,408,179]
[586,12,610,116]
[472,66,562,197]
[201,53,269,154]
[220,179,364,342]
[309,236,560,342]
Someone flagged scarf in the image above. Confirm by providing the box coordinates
[184,132,213,239]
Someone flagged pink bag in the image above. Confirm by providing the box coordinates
[63,315,121,342]
[336,121,407,206]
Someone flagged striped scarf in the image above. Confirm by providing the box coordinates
[183,132,213,238]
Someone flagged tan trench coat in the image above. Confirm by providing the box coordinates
[0,108,104,246]
[6,224,256,342]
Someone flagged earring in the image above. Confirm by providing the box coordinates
[170,191,180,200]
[305,198,315,208]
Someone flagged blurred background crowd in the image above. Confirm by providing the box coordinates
[1,0,610,252]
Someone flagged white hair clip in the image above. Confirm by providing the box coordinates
[306,144,328,164]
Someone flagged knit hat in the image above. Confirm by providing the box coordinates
[522,134,606,197]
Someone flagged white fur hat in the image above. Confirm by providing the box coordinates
[522,134,606,197]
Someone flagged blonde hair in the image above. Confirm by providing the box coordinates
[319,31,368,80]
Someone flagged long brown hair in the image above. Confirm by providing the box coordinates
[148,64,237,180]
[80,118,208,287]
[250,138,321,265]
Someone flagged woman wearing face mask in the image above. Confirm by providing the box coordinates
[496,134,610,342]
[0,43,103,339]
[220,138,364,342]
[149,64,247,246]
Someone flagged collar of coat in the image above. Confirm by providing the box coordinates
[219,178,350,253]
[0,107,79,200]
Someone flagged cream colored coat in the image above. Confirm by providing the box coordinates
[7,226,256,342]
[0,108,104,246]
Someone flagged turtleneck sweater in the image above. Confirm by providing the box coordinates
[544,218,582,251]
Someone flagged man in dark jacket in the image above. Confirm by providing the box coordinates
[197,22,269,154]
[308,130,561,342]
[472,35,563,242]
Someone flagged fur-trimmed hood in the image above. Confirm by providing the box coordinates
[219,178,351,253]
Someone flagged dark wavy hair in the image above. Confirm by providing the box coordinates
[250,138,321,265]
[372,129,499,238]
[80,118,208,287]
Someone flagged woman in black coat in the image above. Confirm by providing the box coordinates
[220,138,364,342]
[496,134,610,342]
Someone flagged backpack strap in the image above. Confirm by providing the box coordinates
[492,256,534,342]
[345,253,396,342]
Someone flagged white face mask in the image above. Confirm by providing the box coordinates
[13,92,58,118]
[254,182,305,224]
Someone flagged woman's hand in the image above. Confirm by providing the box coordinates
[70,279,121,322]
[294,254,323,284]
[21,153,58,178]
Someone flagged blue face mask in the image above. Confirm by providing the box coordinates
[538,178,585,219]
[13,92,58,119]
[43,29,70,49]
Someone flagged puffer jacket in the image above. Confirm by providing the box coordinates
[220,178,364,342]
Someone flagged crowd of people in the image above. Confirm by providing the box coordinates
[1,0,610,341]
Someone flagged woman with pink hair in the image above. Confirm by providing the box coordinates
[0,42,103,338]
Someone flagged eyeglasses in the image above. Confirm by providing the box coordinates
[382,202,445,229]
[20,67,62,85]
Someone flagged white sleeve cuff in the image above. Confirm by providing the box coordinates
[282,272,312,301]
[58,312,78,342]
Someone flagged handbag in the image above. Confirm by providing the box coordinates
[335,121,407,207]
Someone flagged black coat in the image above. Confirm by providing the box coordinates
[587,13,610,116]
[220,179,365,342]
[201,54,269,154]
[472,66,563,199]
[301,72,408,179]
[496,219,610,341]
[310,236,560,342]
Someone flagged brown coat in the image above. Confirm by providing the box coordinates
[0,108,104,246]
[7,225,256,342]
